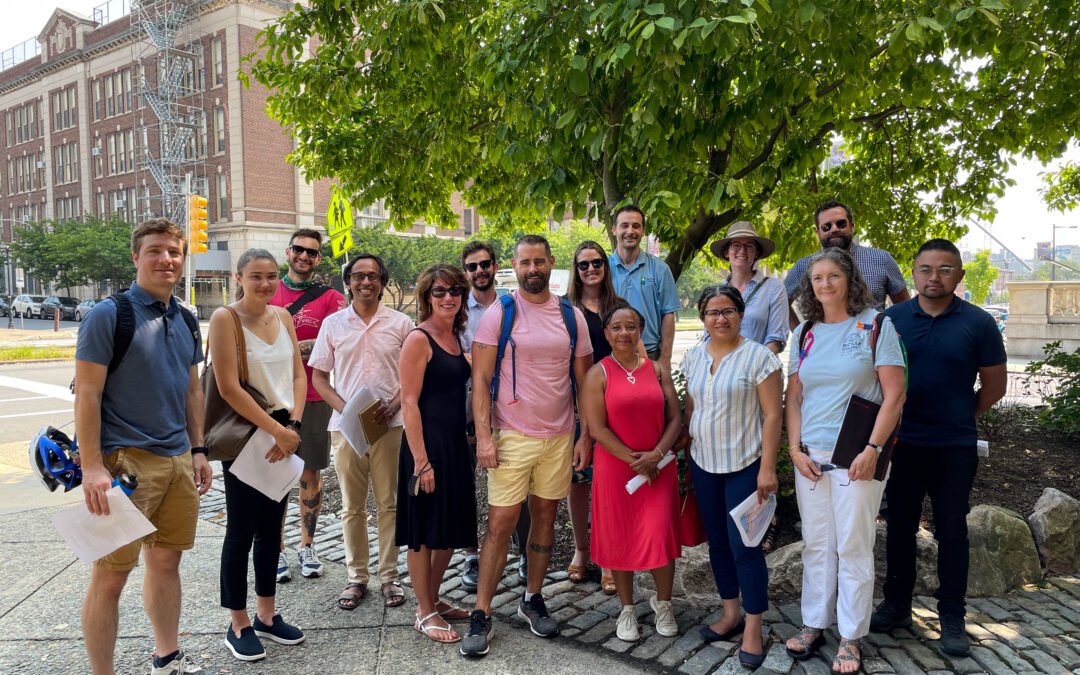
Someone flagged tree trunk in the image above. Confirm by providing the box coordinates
[664,208,741,281]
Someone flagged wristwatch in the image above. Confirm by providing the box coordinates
[190,446,209,456]
[867,442,883,453]
[285,419,302,433]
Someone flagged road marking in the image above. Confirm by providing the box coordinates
[0,408,73,420]
[0,376,74,403]
[0,396,49,403]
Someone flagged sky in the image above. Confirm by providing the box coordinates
[3,2,1079,262]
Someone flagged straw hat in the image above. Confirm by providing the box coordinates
[709,221,776,260]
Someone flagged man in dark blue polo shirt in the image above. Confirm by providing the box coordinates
[871,239,1007,657]
[75,218,212,675]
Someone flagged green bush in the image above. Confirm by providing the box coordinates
[1025,341,1080,435]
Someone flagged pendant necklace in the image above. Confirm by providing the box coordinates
[611,354,640,384]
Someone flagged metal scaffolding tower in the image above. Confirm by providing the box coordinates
[130,0,207,225]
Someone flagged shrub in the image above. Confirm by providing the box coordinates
[1025,341,1080,436]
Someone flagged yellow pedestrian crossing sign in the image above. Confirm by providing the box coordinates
[327,190,354,259]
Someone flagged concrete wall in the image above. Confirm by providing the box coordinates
[1007,281,1080,358]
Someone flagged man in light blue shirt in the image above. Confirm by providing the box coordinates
[608,205,681,371]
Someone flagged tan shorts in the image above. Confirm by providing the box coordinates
[95,447,199,572]
[487,430,572,507]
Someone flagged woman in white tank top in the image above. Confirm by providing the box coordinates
[207,248,307,662]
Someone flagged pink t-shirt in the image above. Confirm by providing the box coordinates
[270,284,347,402]
[474,293,592,438]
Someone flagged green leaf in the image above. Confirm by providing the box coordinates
[570,55,587,71]
[687,17,708,29]
[700,18,720,38]
[644,3,666,16]
[798,2,815,22]
[917,16,944,32]
[568,69,589,95]
[724,15,749,24]
[981,0,1005,9]
[905,21,925,43]
[642,21,656,40]
[556,110,575,129]
[673,28,689,49]
[614,42,632,60]
[656,16,676,30]
[707,180,726,212]
[978,7,1000,25]
[956,7,976,20]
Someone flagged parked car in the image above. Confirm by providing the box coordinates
[75,298,99,322]
[40,296,80,321]
[0,297,9,317]
[11,294,46,318]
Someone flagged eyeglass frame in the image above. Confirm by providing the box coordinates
[575,259,605,271]
[429,285,466,298]
[289,243,320,258]
[702,307,739,320]
[347,271,381,283]
[817,218,850,233]
[464,259,493,273]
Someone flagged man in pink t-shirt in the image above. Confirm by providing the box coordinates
[269,229,345,583]
[460,235,593,657]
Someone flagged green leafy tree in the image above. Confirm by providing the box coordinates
[247,0,1080,281]
[964,248,998,305]
[11,217,140,295]
[675,255,726,309]
[1042,162,1080,213]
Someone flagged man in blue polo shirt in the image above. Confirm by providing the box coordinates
[608,205,680,372]
[871,238,1006,658]
[75,218,212,675]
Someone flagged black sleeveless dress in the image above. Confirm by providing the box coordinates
[395,328,478,551]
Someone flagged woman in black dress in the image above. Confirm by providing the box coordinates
[396,264,477,644]
[565,240,620,592]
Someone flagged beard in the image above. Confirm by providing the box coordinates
[519,271,548,294]
[470,272,493,291]
[822,233,852,250]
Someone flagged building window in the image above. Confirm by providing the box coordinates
[51,87,77,131]
[55,196,81,222]
[212,37,224,86]
[96,192,106,218]
[109,187,137,222]
[216,173,227,221]
[106,130,135,175]
[53,142,80,185]
[92,79,102,120]
[214,106,226,153]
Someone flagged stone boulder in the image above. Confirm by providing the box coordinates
[967,504,1042,596]
[766,540,804,598]
[635,543,719,605]
[1028,488,1080,575]
[872,522,940,596]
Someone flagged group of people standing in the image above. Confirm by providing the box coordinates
[73,197,1006,675]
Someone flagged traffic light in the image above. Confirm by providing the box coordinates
[188,194,208,254]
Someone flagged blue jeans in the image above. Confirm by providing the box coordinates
[690,458,768,615]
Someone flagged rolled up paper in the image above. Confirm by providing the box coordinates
[625,452,675,494]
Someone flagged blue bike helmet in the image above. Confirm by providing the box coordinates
[29,426,81,493]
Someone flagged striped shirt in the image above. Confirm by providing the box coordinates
[683,339,781,474]
[784,243,906,311]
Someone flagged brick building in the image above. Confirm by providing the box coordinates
[0,0,480,307]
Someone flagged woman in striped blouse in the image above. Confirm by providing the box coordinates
[682,285,782,669]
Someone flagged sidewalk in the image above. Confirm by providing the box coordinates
[2,472,1078,674]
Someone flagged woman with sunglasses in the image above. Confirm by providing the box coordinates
[565,240,620,592]
[396,264,478,644]
[784,248,905,674]
[682,285,782,668]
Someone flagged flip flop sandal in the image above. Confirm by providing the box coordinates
[567,563,586,584]
[786,626,826,661]
[414,610,460,644]
[337,582,366,611]
[831,638,862,674]
[601,575,617,595]
[382,582,406,607]
[436,600,470,621]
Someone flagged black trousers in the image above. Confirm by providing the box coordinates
[220,457,289,610]
[882,441,979,618]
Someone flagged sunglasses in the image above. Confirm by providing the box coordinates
[290,244,320,258]
[464,259,493,272]
[818,218,850,233]
[576,259,604,271]
[430,285,465,298]
[348,271,381,283]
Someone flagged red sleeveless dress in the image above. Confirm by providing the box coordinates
[590,357,680,571]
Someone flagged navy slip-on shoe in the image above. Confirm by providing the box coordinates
[698,619,745,642]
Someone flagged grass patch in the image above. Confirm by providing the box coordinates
[0,345,76,361]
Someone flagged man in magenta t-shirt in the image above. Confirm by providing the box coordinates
[460,234,594,657]
[269,228,346,582]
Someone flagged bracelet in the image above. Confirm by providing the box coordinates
[285,419,302,433]
[654,448,664,461]
[421,465,434,475]
[413,462,430,476]
[190,446,208,456]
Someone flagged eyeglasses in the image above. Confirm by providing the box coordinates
[348,271,381,283]
[464,259,493,272]
[915,265,958,277]
[703,308,739,320]
[810,462,851,489]
[430,285,465,298]
[576,259,604,271]
[290,244,320,258]
[728,242,756,252]
[818,218,850,233]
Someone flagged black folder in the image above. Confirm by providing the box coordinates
[830,395,897,481]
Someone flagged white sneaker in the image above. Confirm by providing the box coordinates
[276,552,291,583]
[651,596,679,637]
[616,605,639,642]
[298,544,323,578]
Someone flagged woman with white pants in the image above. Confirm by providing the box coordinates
[784,247,906,674]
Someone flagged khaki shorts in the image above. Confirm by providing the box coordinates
[95,447,199,572]
[487,430,572,507]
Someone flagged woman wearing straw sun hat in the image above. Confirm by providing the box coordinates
[709,222,789,354]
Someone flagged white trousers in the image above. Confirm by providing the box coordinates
[795,446,886,639]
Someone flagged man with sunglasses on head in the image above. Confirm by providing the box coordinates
[309,253,414,610]
[269,229,346,583]
[871,239,1006,657]
[785,199,910,329]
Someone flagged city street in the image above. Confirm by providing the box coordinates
[0,316,79,331]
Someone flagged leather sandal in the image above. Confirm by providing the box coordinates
[601,575,617,595]
[382,582,406,607]
[567,563,586,584]
[337,582,366,611]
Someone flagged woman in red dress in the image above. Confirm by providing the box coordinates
[582,300,682,642]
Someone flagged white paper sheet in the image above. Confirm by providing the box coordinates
[228,429,304,501]
[625,452,676,494]
[730,490,777,548]
[339,386,380,458]
[52,487,156,564]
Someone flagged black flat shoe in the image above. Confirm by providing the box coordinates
[698,619,745,642]
[738,649,765,669]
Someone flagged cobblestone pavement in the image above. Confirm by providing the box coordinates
[199,477,1080,674]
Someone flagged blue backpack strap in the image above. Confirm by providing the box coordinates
[559,297,578,396]
[489,293,518,401]
[107,292,134,374]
